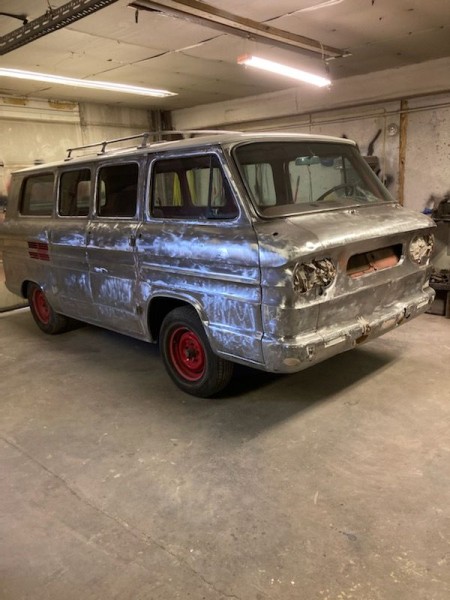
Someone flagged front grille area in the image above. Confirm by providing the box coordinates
[347,244,402,279]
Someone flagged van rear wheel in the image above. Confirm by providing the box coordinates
[27,283,70,335]
[160,306,233,397]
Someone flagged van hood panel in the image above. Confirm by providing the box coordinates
[254,204,435,267]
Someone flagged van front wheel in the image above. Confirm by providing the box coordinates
[160,306,233,397]
[27,283,70,334]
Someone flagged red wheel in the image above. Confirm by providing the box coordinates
[32,287,50,325]
[27,283,70,335]
[169,327,206,382]
[160,306,233,397]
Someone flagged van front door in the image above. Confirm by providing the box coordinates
[87,161,143,336]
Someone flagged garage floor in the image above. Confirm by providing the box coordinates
[1,305,450,600]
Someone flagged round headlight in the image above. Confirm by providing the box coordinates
[409,234,434,265]
[293,258,336,294]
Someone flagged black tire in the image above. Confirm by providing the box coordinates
[27,282,70,335]
[160,306,234,398]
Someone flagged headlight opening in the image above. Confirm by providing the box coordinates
[409,234,434,265]
[293,258,337,294]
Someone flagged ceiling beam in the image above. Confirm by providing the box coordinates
[129,0,347,59]
[0,0,119,55]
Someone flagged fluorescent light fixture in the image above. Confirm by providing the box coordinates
[238,55,331,88]
[0,68,177,98]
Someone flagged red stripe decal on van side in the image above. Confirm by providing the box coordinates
[28,241,50,261]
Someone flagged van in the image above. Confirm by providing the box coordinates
[0,132,435,397]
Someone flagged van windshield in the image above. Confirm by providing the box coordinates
[233,141,394,217]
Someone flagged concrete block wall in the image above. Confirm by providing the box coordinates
[0,98,155,198]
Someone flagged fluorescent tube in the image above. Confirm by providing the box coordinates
[237,55,331,88]
[0,68,177,98]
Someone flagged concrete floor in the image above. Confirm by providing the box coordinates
[1,305,450,600]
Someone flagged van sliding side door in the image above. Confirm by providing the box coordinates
[50,168,93,318]
[86,161,144,336]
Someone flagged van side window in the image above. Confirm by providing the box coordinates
[97,163,138,218]
[59,169,91,217]
[20,173,54,216]
[151,155,238,219]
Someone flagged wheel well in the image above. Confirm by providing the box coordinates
[148,297,193,341]
[21,280,32,299]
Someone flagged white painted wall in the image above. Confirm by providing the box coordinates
[0,98,81,198]
[404,95,450,212]
[79,103,153,145]
[0,98,154,197]
[172,57,450,130]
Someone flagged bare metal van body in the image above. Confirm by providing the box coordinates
[0,132,435,396]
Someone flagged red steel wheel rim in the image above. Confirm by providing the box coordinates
[33,288,50,325]
[169,326,206,382]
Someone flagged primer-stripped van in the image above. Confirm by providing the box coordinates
[0,132,435,396]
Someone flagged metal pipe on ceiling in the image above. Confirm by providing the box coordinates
[0,0,120,55]
[129,0,348,59]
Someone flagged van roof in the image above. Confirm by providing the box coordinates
[14,131,357,173]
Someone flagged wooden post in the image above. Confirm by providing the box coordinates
[397,99,408,206]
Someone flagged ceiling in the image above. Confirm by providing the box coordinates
[1,0,450,110]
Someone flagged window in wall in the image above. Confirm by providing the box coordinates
[20,173,54,216]
[151,155,238,219]
[59,169,91,216]
[96,163,139,218]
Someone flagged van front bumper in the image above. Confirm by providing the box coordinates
[261,287,435,373]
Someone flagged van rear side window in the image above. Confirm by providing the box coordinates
[97,163,138,218]
[59,169,91,217]
[20,173,54,216]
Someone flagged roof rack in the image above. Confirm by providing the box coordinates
[65,130,241,160]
